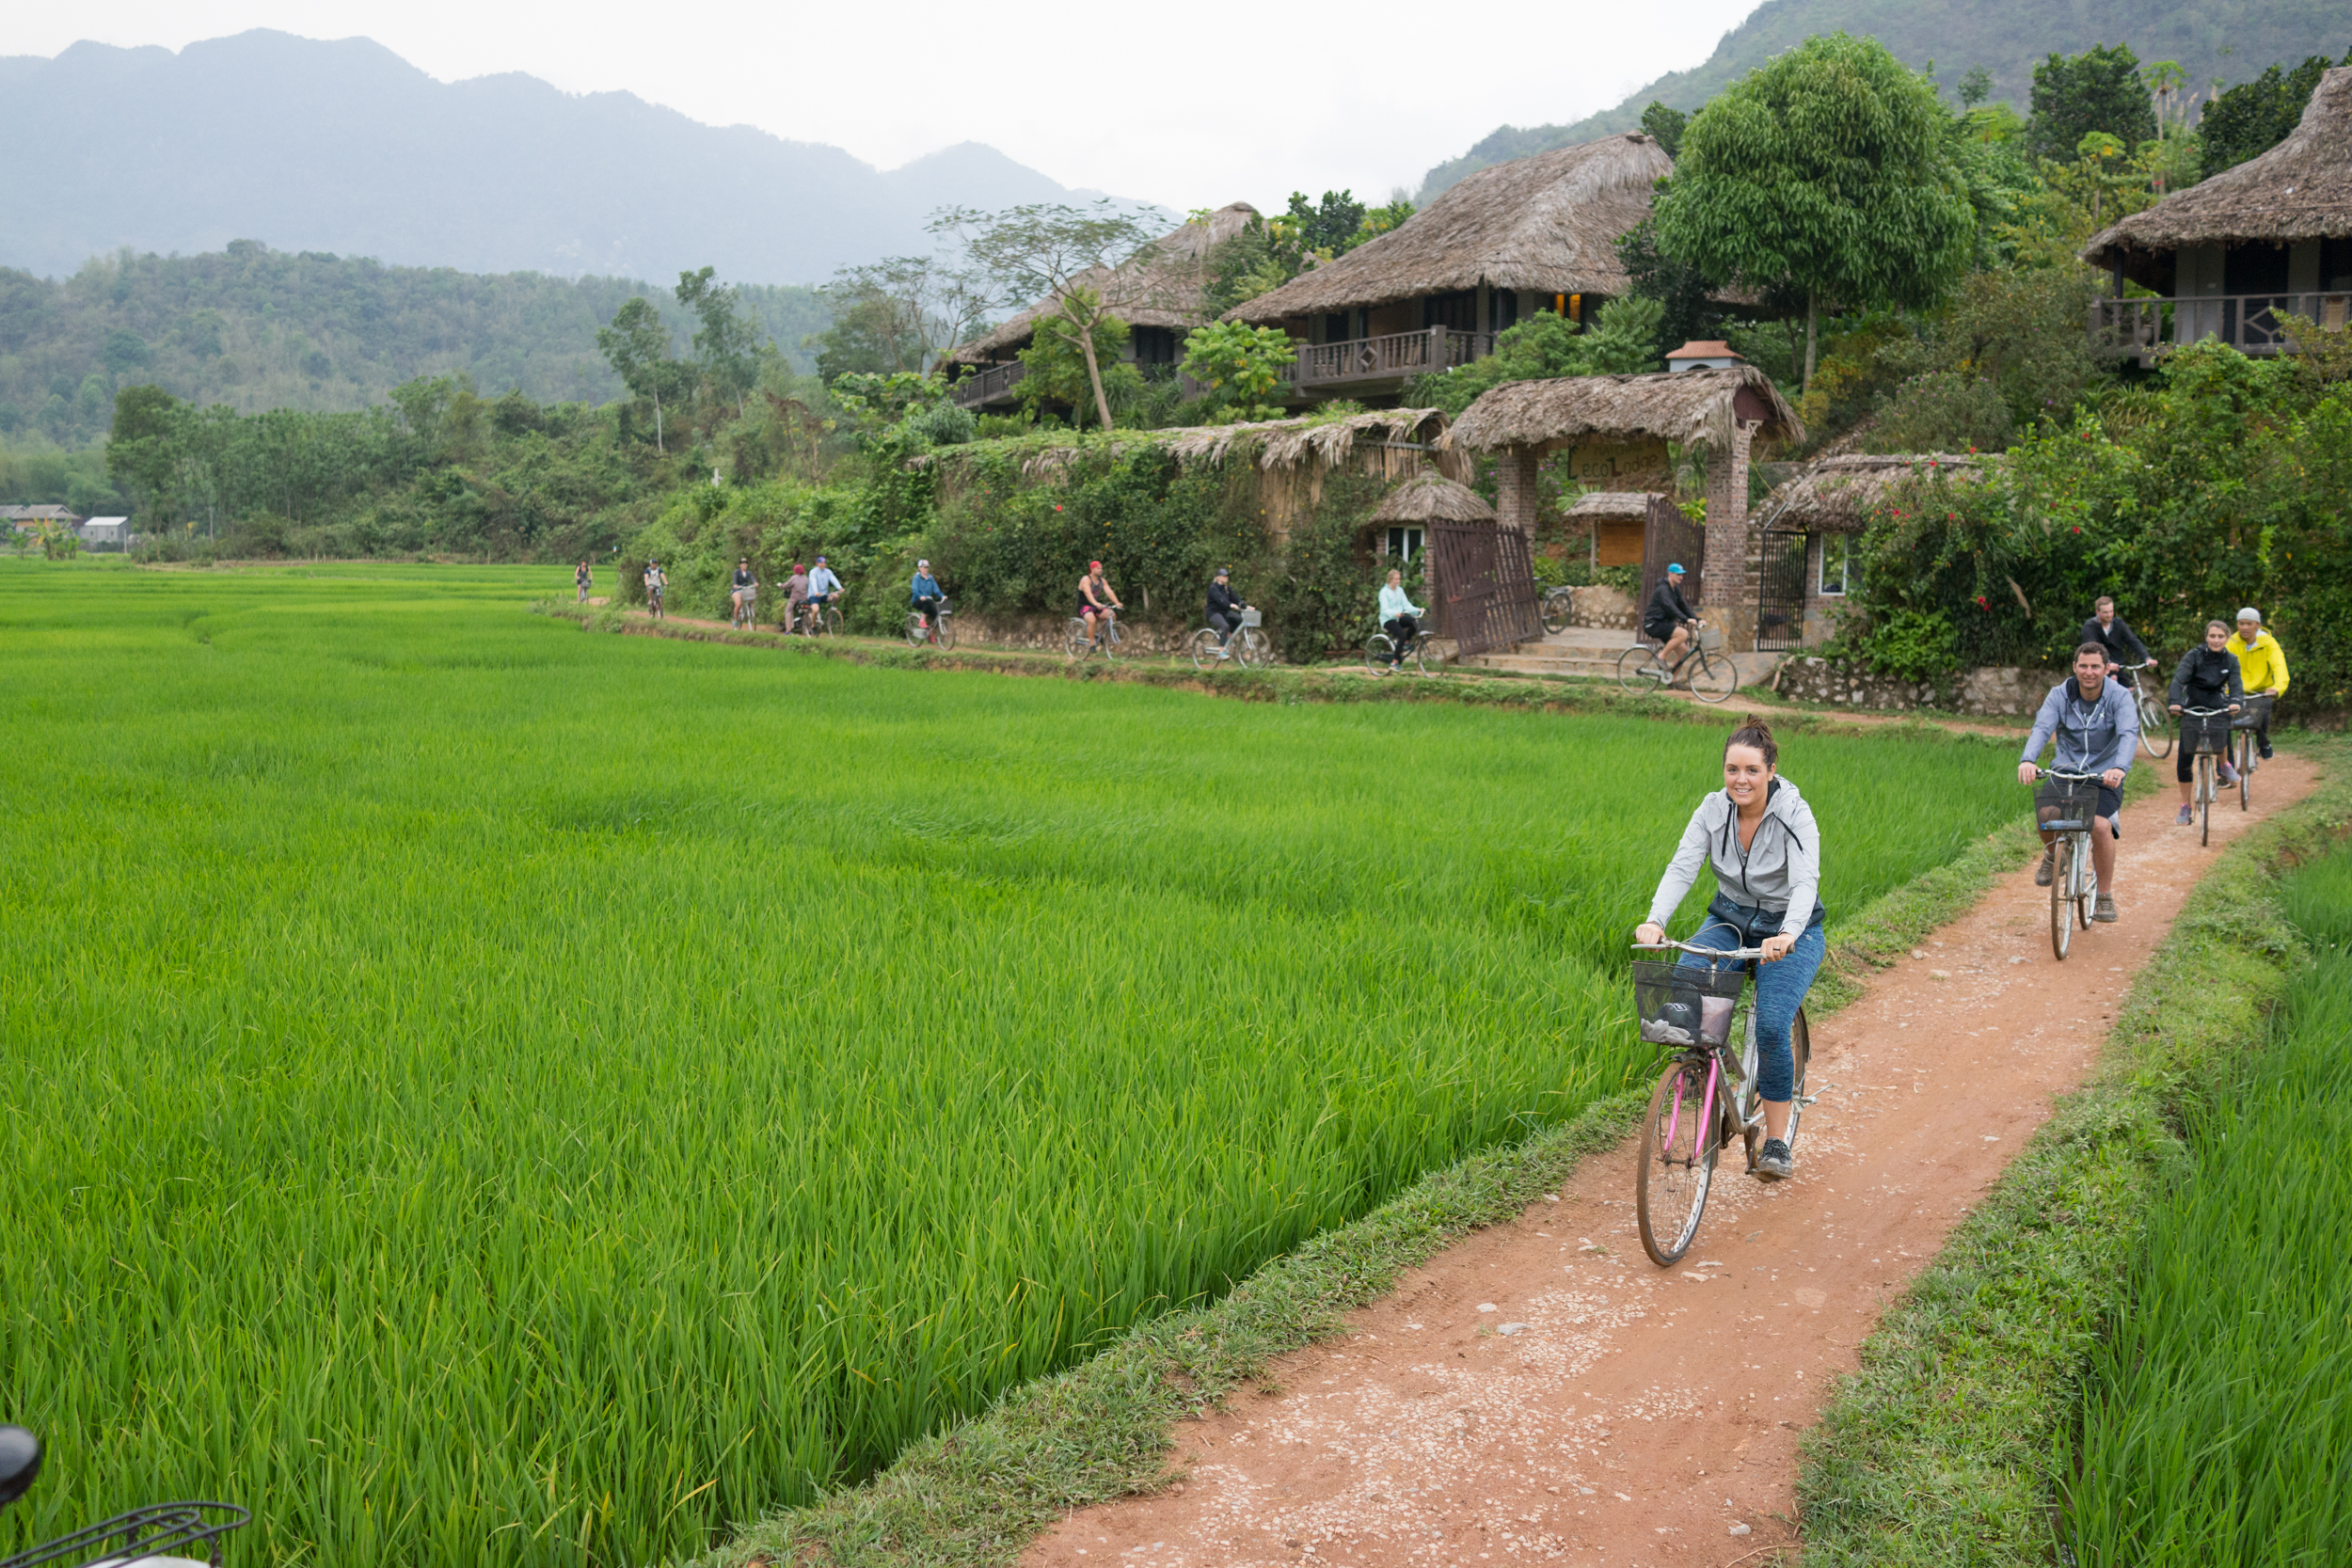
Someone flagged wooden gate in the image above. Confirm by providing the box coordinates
[1639,498,1705,621]
[1429,518,1543,658]
[1756,529,1809,652]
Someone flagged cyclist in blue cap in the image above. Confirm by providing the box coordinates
[1643,562,1704,672]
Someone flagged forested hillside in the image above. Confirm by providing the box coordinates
[0,243,827,448]
[1421,0,2347,195]
[0,30,1143,286]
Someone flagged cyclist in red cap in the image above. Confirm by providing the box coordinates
[1077,560,1122,651]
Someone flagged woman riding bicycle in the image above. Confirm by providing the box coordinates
[1376,567,1422,674]
[1634,720,1822,1181]
[2168,620,2246,820]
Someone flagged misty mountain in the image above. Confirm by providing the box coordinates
[0,30,1146,285]
[1419,0,2349,198]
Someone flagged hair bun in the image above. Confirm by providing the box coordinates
[1724,720,1779,768]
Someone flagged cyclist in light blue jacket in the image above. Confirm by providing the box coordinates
[2016,641,2138,924]
[1376,568,1422,674]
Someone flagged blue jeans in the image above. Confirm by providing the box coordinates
[1677,903,1824,1105]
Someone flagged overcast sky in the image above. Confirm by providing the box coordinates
[8,1,1762,210]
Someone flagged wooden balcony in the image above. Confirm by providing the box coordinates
[2090,292,2352,364]
[1289,326,1497,392]
[948,360,1026,410]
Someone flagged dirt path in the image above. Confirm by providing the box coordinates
[1027,754,2320,1568]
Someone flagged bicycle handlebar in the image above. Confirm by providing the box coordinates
[2032,767,2102,781]
[1633,939,1768,961]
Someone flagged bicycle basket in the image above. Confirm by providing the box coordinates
[2181,709,2234,754]
[1696,626,1724,652]
[2232,692,2273,730]
[1632,961,1746,1049]
[2035,774,2101,828]
[1238,608,1263,628]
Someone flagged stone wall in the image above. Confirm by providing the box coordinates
[950,612,1196,657]
[1771,657,2057,717]
[1561,584,1636,630]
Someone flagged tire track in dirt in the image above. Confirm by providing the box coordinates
[1025,754,2319,1568]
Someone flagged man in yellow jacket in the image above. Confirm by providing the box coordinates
[2229,608,2289,761]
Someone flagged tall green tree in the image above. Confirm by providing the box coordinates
[1650,32,1977,388]
[1639,102,1688,157]
[675,267,769,417]
[812,255,992,380]
[596,296,675,451]
[2024,44,2157,162]
[2200,52,2350,173]
[106,383,183,514]
[930,201,1159,433]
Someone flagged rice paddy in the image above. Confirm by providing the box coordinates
[2064,845,2352,1567]
[2,559,2023,1567]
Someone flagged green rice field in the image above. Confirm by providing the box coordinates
[2066,846,2352,1566]
[2,559,2022,1567]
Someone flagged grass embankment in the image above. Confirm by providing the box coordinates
[2061,846,2352,1565]
[1798,741,2352,1567]
[0,560,2026,1568]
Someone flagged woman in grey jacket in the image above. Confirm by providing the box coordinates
[1634,720,1823,1180]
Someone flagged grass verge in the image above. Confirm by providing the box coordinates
[1796,739,2352,1567]
[683,776,2066,1568]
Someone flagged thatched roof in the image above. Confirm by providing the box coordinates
[944,202,1259,366]
[1225,135,1673,325]
[1756,453,1993,533]
[922,407,1461,483]
[1444,365,1804,453]
[1565,490,1661,520]
[2083,65,2352,277]
[1370,472,1496,523]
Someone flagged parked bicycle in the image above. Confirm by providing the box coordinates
[1629,937,1823,1266]
[1188,607,1267,671]
[904,596,956,650]
[1362,618,1442,676]
[0,1424,247,1568]
[2113,665,2171,758]
[1616,626,1738,703]
[1066,610,1121,661]
[2179,705,2234,847]
[1539,586,1576,636]
[2230,693,2271,813]
[2031,767,2104,959]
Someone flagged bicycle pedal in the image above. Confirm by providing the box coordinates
[1798,1083,1837,1107]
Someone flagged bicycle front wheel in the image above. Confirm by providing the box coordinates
[935,615,956,651]
[1236,626,1270,668]
[1688,648,1740,704]
[2074,832,2096,930]
[1616,644,1665,692]
[2050,837,2074,959]
[1783,1009,1813,1151]
[819,607,842,638]
[2199,755,2213,846]
[1637,1058,1718,1267]
[2238,732,2252,811]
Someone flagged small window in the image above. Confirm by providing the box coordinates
[1490,289,1518,333]
[1819,535,1857,595]
[1387,526,1423,562]
[1131,326,1178,365]
[1321,312,1353,344]
[1422,292,1479,332]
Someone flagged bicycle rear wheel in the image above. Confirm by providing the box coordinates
[1616,644,1664,692]
[1540,592,1571,636]
[2139,694,2173,758]
[1067,619,1095,661]
[2050,837,2074,959]
[1687,649,1739,704]
[905,612,930,648]
[1363,633,1396,675]
[1187,627,1224,672]
[1783,1009,1814,1151]
[1637,1057,1718,1267]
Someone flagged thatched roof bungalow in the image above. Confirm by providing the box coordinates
[944,202,1259,411]
[1754,453,1992,534]
[2083,65,2352,359]
[1222,135,1675,402]
[1369,472,1495,524]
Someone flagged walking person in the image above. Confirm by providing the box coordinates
[575,560,592,603]
[2168,621,2246,820]
[2019,643,2137,920]
[1376,567,1422,674]
[2227,608,2288,761]
[1634,720,1823,1181]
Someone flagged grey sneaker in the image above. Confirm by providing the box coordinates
[1755,1138,1795,1180]
[2094,895,2119,923]
[2176,805,2194,826]
[2034,847,2057,886]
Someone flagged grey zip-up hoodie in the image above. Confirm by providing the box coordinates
[1645,777,1821,936]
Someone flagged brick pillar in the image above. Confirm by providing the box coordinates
[1701,421,1757,650]
[1495,445,1540,534]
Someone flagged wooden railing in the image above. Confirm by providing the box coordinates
[2090,292,2352,360]
[947,360,1026,409]
[1291,327,1497,389]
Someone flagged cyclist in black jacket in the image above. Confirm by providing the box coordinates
[2167,620,2245,823]
[1204,567,1249,651]
[1643,563,1702,668]
[2083,596,2155,688]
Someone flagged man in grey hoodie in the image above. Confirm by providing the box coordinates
[2017,642,2137,923]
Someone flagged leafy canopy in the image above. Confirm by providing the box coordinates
[2200,51,2351,173]
[2024,43,2157,162]
[1178,321,1296,424]
[1408,297,1665,418]
[1651,32,1976,317]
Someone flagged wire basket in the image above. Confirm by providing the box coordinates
[2232,691,2273,730]
[2036,774,2102,829]
[1238,608,1263,628]
[2180,708,2234,754]
[1632,960,1746,1049]
[1696,626,1724,652]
